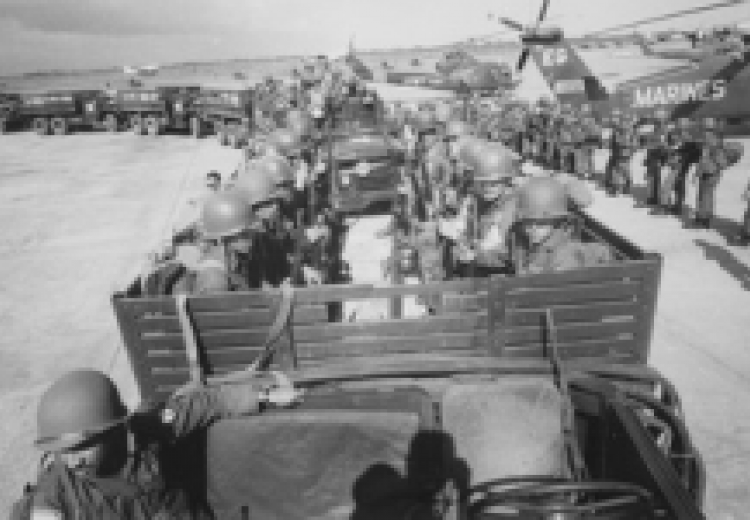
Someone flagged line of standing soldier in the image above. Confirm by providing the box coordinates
[471,99,744,238]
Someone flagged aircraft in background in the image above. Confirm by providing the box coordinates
[496,0,750,122]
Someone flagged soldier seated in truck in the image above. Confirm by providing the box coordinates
[512,177,615,275]
[12,369,301,520]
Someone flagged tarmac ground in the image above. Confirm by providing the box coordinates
[0,81,748,518]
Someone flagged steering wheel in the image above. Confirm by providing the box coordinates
[469,476,654,519]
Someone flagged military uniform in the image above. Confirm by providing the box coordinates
[576,116,601,180]
[513,227,614,275]
[23,383,265,520]
[642,121,669,206]
[671,121,703,214]
[606,120,638,195]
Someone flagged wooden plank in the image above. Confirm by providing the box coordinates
[502,337,641,361]
[297,333,487,358]
[138,305,327,333]
[441,293,487,313]
[505,321,638,347]
[143,329,270,351]
[506,302,641,327]
[290,279,490,304]
[504,281,641,309]
[635,254,662,363]
[502,263,650,291]
[294,314,487,342]
[112,296,158,399]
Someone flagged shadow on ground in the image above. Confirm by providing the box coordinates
[694,239,750,291]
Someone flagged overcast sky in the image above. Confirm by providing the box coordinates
[1,0,750,74]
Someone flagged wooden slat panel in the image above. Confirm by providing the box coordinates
[504,281,641,309]
[506,302,640,327]
[297,333,487,358]
[502,262,651,291]
[143,329,270,351]
[294,314,487,342]
[505,321,638,347]
[138,305,328,333]
[502,337,640,360]
[441,293,487,313]
[291,279,491,304]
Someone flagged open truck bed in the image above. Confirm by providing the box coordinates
[112,210,707,519]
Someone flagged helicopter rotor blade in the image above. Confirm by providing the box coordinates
[499,17,525,31]
[516,48,531,71]
[585,0,747,36]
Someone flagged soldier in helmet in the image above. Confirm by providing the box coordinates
[439,144,521,277]
[512,177,614,275]
[14,369,301,519]
[605,113,639,196]
[642,110,670,206]
[693,119,733,228]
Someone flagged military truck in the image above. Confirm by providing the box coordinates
[112,210,706,519]
[189,88,255,147]
[112,86,201,135]
[17,90,103,135]
[0,93,21,133]
[325,130,407,214]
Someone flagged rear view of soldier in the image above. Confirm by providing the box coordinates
[13,369,300,520]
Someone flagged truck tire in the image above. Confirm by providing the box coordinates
[131,115,145,135]
[33,118,50,136]
[0,118,6,134]
[104,114,119,132]
[51,117,69,136]
[190,117,203,139]
[145,116,162,136]
[226,125,241,149]
[215,123,228,146]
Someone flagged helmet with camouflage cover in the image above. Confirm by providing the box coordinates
[472,144,521,182]
[36,370,128,452]
[266,128,305,158]
[456,135,489,168]
[515,177,571,221]
[199,189,258,239]
[444,119,475,139]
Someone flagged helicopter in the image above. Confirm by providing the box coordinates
[498,0,750,122]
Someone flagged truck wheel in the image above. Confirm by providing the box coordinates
[104,114,119,132]
[145,116,161,136]
[33,118,50,136]
[215,124,228,146]
[190,117,203,139]
[0,118,6,134]
[226,126,241,149]
[51,117,69,136]
[131,116,145,135]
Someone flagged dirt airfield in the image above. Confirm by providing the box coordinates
[1,47,749,518]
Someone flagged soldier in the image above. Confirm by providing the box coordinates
[14,369,300,519]
[439,144,521,278]
[605,114,639,196]
[512,177,614,275]
[693,119,742,228]
[642,111,669,206]
[671,118,703,216]
[577,111,601,180]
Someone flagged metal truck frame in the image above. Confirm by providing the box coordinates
[189,88,255,148]
[16,90,102,135]
[111,86,200,135]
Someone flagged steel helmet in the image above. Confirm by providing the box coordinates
[445,119,475,139]
[199,189,257,239]
[456,135,489,167]
[515,177,570,221]
[254,154,295,184]
[36,370,128,452]
[267,129,304,158]
[472,144,521,181]
[285,109,313,136]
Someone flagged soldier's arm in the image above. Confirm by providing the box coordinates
[136,378,300,441]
